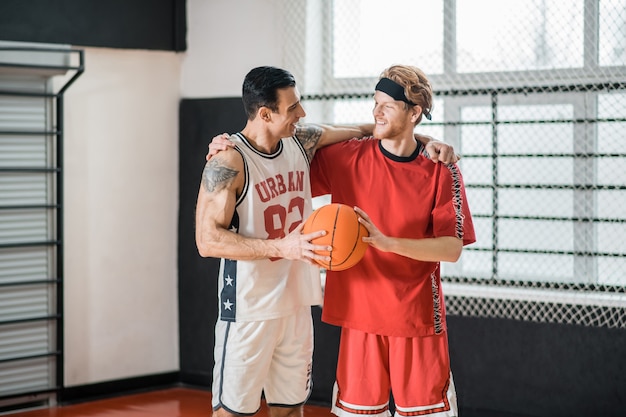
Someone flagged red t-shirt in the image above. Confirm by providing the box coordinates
[310,138,476,337]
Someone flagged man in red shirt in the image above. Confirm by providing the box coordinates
[310,65,475,417]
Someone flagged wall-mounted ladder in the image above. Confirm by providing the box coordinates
[0,43,83,413]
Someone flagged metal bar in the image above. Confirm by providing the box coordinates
[463,246,623,258]
[0,168,60,173]
[0,352,61,365]
[435,82,626,96]
[467,184,626,191]
[0,388,60,402]
[55,88,68,401]
[0,315,61,326]
[0,63,81,72]
[0,46,81,54]
[426,117,626,125]
[0,204,60,210]
[444,283,626,310]
[0,130,59,135]
[463,153,626,158]
[583,0,600,70]
[0,279,60,288]
[443,276,626,294]
[57,49,84,95]
[0,241,60,249]
[0,90,58,98]
[491,92,499,280]
[303,81,626,101]
[443,0,457,74]
[471,213,626,223]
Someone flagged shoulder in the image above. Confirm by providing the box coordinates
[293,124,324,162]
[294,123,323,144]
[327,136,376,150]
[442,162,465,181]
[212,146,244,168]
[428,162,467,193]
[317,137,376,161]
[201,148,244,192]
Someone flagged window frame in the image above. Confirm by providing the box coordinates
[288,0,626,315]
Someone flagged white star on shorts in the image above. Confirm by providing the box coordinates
[225,275,233,286]
[223,299,233,310]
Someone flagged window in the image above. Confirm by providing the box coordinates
[332,0,444,77]
[457,0,584,72]
[285,0,626,328]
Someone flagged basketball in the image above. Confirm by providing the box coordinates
[302,203,369,271]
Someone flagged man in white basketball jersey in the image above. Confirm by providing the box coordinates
[195,66,457,417]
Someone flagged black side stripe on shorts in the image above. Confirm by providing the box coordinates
[220,259,237,321]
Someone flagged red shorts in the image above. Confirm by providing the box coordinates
[332,327,458,417]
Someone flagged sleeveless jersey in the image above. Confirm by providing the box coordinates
[310,138,476,337]
[218,133,322,323]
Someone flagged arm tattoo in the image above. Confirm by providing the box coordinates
[202,158,238,192]
[295,124,323,162]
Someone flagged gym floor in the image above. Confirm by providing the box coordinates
[7,388,332,417]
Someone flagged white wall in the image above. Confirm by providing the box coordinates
[181,0,284,98]
[62,47,181,385]
[60,0,285,387]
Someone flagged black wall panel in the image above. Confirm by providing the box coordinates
[448,316,626,417]
[0,0,186,51]
[177,97,626,417]
[178,97,246,385]
[310,306,341,405]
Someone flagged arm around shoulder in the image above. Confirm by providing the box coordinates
[295,123,375,161]
[316,123,375,148]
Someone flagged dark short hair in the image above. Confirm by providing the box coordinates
[242,66,297,120]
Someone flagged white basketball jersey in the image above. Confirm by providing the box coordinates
[218,133,322,322]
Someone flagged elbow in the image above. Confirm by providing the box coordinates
[196,225,232,258]
[446,250,462,263]
[197,244,212,258]
[196,235,218,258]
[443,240,463,262]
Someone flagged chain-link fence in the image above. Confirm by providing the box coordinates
[281,0,626,328]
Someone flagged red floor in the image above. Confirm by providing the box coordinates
[8,388,332,417]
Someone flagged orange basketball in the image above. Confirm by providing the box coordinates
[302,203,369,271]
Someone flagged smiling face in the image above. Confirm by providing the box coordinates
[372,90,416,140]
[268,86,306,138]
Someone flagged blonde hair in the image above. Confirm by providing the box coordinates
[380,65,433,124]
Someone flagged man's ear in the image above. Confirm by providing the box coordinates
[259,107,272,122]
[412,105,423,122]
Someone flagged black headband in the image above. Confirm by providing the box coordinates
[375,77,432,120]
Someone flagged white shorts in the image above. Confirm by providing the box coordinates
[212,306,314,414]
